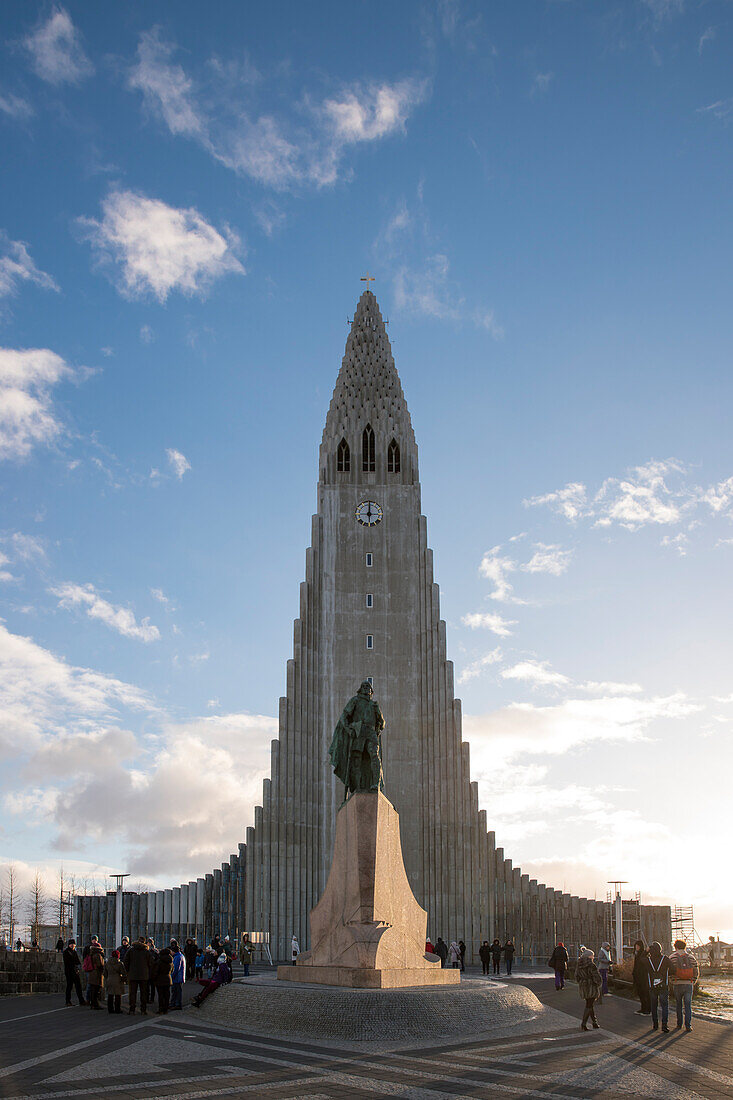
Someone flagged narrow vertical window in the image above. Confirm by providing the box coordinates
[337,438,350,472]
[365,553,373,567]
[362,424,375,472]
[366,593,373,608]
[387,438,400,473]
[366,634,374,650]
[366,676,374,687]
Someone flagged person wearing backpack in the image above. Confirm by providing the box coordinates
[669,938,699,1032]
[643,942,671,1032]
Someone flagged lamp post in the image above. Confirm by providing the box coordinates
[608,881,627,965]
[110,874,129,949]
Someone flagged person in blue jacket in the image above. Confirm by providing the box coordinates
[170,940,186,1010]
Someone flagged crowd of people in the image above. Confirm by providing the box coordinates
[61,932,249,1014]
[548,936,700,1033]
[59,929,702,1033]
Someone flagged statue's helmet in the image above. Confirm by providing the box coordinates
[358,680,373,696]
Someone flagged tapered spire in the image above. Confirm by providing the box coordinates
[320,291,417,483]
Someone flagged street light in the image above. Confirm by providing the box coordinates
[608,881,628,965]
[109,874,130,949]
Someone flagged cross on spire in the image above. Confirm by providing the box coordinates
[360,272,375,293]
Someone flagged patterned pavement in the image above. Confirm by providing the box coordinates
[0,974,731,1099]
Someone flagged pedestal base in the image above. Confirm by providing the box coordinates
[277,964,460,989]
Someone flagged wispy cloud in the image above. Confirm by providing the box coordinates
[0,93,33,120]
[465,690,698,759]
[128,30,427,191]
[166,448,191,480]
[520,543,572,576]
[80,190,245,302]
[525,458,733,541]
[532,72,553,95]
[641,0,684,24]
[501,659,570,688]
[461,611,516,637]
[51,582,161,642]
[23,6,93,86]
[0,234,59,301]
[698,99,733,122]
[457,647,502,684]
[698,26,716,55]
[0,347,76,461]
[478,546,518,602]
[394,252,503,336]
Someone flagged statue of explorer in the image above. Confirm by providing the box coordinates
[329,681,386,799]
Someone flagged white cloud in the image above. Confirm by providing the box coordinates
[501,660,570,688]
[642,0,684,22]
[526,459,733,540]
[394,253,503,335]
[150,587,169,605]
[139,324,154,344]
[14,712,277,878]
[520,543,572,576]
[0,93,33,120]
[128,31,427,192]
[457,647,502,684]
[0,236,58,300]
[461,611,516,637]
[478,546,517,602]
[10,532,46,562]
[322,80,426,143]
[698,99,733,122]
[0,621,151,757]
[166,448,191,480]
[532,72,553,95]
[464,691,699,760]
[51,582,161,643]
[129,29,205,138]
[0,347,75,461]
[0,552,14,583]
[698,26,716,54]
[80,190,245,303]
[525,481,587,521]
[24,7,93,86]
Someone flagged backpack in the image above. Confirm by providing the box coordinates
[672,953,695,982]
[82,953,94,972]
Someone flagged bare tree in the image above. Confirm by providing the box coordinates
[26,870,49,946]
[4,865,19,948]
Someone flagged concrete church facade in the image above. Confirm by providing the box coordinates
[76,291,671,961]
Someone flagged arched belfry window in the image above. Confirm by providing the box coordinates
[387,438,400,473]
[337,438,350,472]
[362,424,375,472]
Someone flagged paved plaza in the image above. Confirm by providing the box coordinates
[0,972,731,1099]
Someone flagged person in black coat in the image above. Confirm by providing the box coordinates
[632,940,651,1015]
[434,937,448,967]
[643,942,671,1031]
[490,938,502,974]
[503,940,516,975]
[479,941,491,975]
[458,940,466,972]
[184,938,199,981]
[549,942,569,990]
[62,940,85,1006]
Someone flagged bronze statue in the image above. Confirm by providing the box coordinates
[329,681,385,798]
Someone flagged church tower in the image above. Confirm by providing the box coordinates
[75,290,671,961]
[245,289,490,959]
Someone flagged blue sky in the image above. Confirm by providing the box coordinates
[1,0,732,940]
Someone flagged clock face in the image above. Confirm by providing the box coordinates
[355,500,383,527]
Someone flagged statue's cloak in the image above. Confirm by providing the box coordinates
[328,716,359,787]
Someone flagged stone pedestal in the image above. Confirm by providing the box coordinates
[278,791,459,988]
